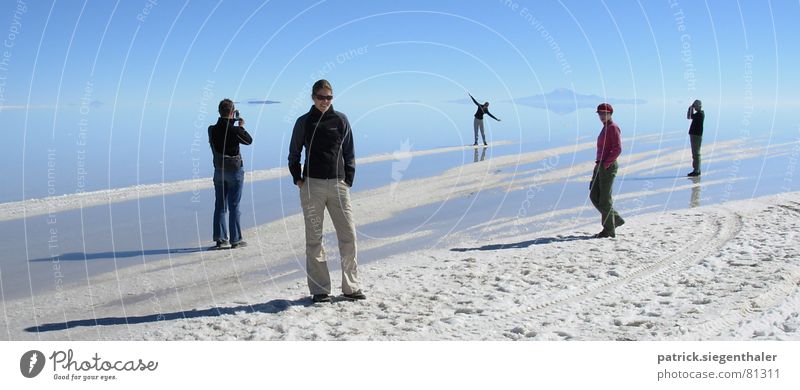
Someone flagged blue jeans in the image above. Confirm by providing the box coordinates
[213,168,244,244]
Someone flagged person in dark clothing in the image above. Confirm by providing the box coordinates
[590,103,625,238]
[469,93,501,146]
[687,99,704,176]
[208,99,253,249]
[288,79,365,303]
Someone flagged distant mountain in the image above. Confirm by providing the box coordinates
[245,100,281,105]
[510,88,646,114]
[448,89,645,114]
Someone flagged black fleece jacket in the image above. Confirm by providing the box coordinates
[689,110,704,136]
[288,105,355,187]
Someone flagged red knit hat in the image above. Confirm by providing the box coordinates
[596,103,614,114]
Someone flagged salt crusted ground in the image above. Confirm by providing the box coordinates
[2,136,798,341]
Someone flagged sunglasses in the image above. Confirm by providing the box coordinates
[314,94,334,101]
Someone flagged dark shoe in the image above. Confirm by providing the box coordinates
[614,216,625,228]
[342,291,367,300]
[214,240,230,250]
[230,241,248,249]
[593,230,615,238]
[483,141,488,146]
[687,171,700,177]
[473,142,478,146]
[312,294,331,303]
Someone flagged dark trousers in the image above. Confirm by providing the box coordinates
[690,134,702,173]
[590,161,622,234]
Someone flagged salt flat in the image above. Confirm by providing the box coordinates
[2,135,797,340]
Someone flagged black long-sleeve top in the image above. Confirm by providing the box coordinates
[288,105,355,187]
[688,110,704,136]
[208,117,253,168]
[470,94,500,121]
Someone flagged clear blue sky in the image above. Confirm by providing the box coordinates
[0,0,798,202]
[1,0,796,112]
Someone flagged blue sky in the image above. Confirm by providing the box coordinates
[1,0,796,112]
[1,0,798,202]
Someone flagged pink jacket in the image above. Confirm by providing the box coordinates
[596,120,621,169]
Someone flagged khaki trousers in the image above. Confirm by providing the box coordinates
[300,178,359,295]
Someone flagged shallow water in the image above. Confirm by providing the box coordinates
[1,132,798,300]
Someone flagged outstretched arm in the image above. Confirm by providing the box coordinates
[469,93,481,107]
[486,111,500,121]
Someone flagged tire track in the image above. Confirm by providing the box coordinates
[691,268,800,339]
[688,202,800,338]
[493,207,743,323]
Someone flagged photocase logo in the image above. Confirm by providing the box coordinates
[20,350,46,378]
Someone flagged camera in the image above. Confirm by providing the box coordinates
[234,109,240,119]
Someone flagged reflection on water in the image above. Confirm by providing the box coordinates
[473,146,487,163]
[689,176,701,208]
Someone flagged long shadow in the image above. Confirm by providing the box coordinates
[450,234,594,252]
[28,247,207,262]
[25,297,312,333]
[625,175,684,181]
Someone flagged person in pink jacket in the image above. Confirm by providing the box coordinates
[589,103,625,238]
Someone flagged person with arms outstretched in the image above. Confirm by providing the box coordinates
[469,93,500,146]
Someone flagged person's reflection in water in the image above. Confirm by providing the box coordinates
[689,176,701,207]
[473,145,487,163]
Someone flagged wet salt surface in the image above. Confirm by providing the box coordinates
[1,135,797,301]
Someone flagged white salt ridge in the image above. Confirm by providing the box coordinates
[0,141,516,222]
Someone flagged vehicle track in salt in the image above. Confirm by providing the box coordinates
[492,207,743,325]
[684,201,800,338]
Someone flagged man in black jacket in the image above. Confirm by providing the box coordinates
[288,79,364,303]
[209,99,252,249]
[686,99,704,176]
